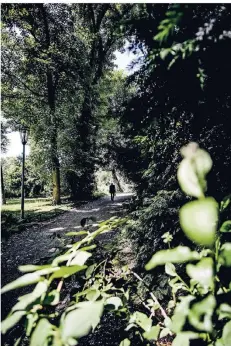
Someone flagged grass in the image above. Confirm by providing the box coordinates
[1,197,73,238]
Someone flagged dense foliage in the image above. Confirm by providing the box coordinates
[1,3,132,202]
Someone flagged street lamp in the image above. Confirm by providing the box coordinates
[19,127,28,219]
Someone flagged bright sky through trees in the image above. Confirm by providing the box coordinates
[2,49,136,158]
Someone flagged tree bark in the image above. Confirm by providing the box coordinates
[51,127,61,205]
[41,4,61,205]
[1,165,6,205]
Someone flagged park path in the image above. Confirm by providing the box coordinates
[1,193,133,318]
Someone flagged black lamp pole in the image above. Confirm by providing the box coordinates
[20,127,28,219]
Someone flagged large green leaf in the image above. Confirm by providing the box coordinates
[177,146,212,198]
[49,265,87,281]
[1,311,26,334]
[179,198,218,247]
[188,295,216,332]
[177,159,204,198]
[1,272,42,294]
[146,246,199,270]
[30,318,53,346]
[186,257,214,289]
[61,300,104,342]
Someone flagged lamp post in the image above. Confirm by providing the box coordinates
[19,127,28,219]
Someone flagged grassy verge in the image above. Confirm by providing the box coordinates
[1,197,73,238]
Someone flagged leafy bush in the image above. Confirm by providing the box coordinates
[145,143,231,346]
[1,144,230,346]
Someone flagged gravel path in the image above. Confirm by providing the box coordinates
[1,193,133,319]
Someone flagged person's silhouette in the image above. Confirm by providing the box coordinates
[109,183,116,201]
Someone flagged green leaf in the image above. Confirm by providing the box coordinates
[171,296,195,333]
[12,281,48,312]
[222,321,231,346]
[61,300,104,341]
[49,265,87,281]
[186,257,214,289]
[165,263,177,276]
[26,313,39,336]
[188,295,216,332]
[44,290,60,306]
[177,160,202,198]
[179,198,218,247]
[18,264,51,273]
[159,327,172,338]
[219,243,231,267]
[132,311,152,332]
[105,297,122,310]
[143,324,160,341]
[70,251,92,266]
[178,145,212,198]
[1,311,26,334]
[160,48,171,60]
[65,231,88,236]
[218,303,231,320]
[80,244,97,252]
[220,195,231,212]
[1,272,42,294]
[172,332,199,346]
[85,264,96,278]
[119,339,131,346]
[146,246,199,270]
[220,221,231,233]
[168,300,176,310]
[30,318,53,346]
[52,254,72,266]
[86,289,101,302]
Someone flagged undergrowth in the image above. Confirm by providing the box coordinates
[1,143,231,346]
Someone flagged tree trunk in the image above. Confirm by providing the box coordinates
[1,165,6,205]
[41,3,61,205]
[112,168,123,193]
[51,125,61,205]
[70,92,96,200]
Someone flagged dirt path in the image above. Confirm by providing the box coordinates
[1,193,133,319]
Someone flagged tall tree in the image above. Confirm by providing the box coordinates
[67,4,131,199]
[1,120,9,205]
[1,3,84,204]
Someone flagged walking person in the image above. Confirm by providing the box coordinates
[109,183,116,201]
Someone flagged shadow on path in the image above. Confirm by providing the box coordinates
[1,193,133,320]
